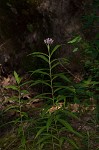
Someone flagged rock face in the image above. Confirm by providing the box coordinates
[0,0,93,74]
[37,0,85,58]
[38,0,83,41]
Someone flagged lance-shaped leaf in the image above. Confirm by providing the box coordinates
[29,93,52,101]
[5,85,18,91]
[52,73,66,81]
[58,119,82,137]
[20,80,33,87]
[36,135,52,145]
[66,138,79,149]
[52,75,59,81]
[73,47,78,52]
[29,52,48,57]
[58,74,71,83]
[54,86,76,94]
[51,135,60,141]
[68,36,82,44]
[51,62,60,70]
[21,90,29,95]
[30,80,51,87]
[57,118,74,132]
[62,110,79,119]
[21,136,26,148]
[14,71,22,84]
[30,69,50,76]
[46,116,53,132]
[35,126,46,139]
[34,55,49,63]
[59,137,65,147]
[51,59,58,64]
[50,45,61,57]
[4,105,19,112]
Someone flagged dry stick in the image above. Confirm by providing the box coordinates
[58,58,76,78]
[0,39,11,49]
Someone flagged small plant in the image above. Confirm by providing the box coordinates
[68,35,99,122]
[29,38,82,149]
[5,71,29,150]
[30,38,76,104]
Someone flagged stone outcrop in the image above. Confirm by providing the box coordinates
[0,0,93,74]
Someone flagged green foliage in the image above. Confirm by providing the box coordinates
[67,29,99,124]
[30,42,76,105]
[1,42,82,150]
[5,71,29,149]
[34,109,80,150]
[0,0,99,149]
[28,40,82,149]
[83,12,99,121]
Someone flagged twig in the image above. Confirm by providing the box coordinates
[58,58,75,78]
[0,39,11,49]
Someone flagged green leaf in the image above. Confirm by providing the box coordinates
[41,108,50,118]
[58,119,74,132]
[73,47,78,52]
[7,96,18,102]
[52,74,60,81]
[35,126,46,139]
[54,87,65,93]
[21,90,29,95]
[30,52,49,63]
[51,62,60,69]
[21,136,26,148]
[81,77,93,87]
[14,71,21,84]
[51,45,61,57]
[68,36,82,44]
[30,80,51,87]
[58,57,69,65]
[67,138,79,149]
[30,93,52,102]
[51,135,60,141]
[21,112,28,118]
[0,121,15,128]
[30,69,49,76]
[37,135,51,145]
[5,85,18,91]
[36,55,49,63]
[52,73,66,81]
[56,95,66,102]
[51,59,58,64]
[40,143,45,149]
[29,52,48,57]
[4,106,19,112]
[46,117,53,132]
[20,80,33,87]
[73,130,83,138]
[63,110,78,119]
[58,74,71,83]
[18,125,23,135]
[14,118,20,125]
[59,137,65,146]
[54,86,76,94]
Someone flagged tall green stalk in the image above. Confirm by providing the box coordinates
[47,44,55,104]
[18,86,26,150]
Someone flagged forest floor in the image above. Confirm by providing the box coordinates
[0,74,99,150]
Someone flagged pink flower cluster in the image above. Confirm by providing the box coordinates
[44,38,54,45]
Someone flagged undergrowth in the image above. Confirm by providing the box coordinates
[0,31,99,149]
[0,1,99,147]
